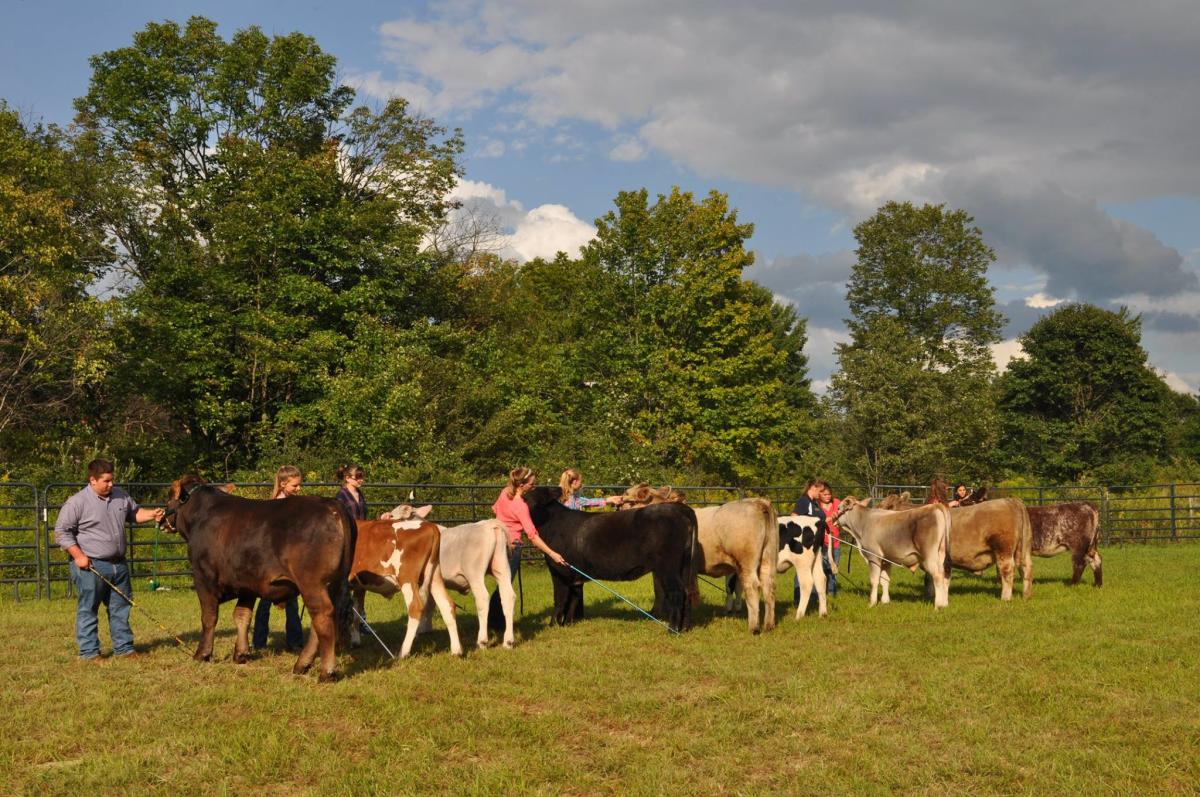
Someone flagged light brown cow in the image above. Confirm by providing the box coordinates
[1029,502,1102,586]
[944,499,1033,600]
[829,497,950,608]
[620,488,779,634]
[348,510,463,658]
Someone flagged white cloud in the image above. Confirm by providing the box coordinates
[443,178,594,262]
[609,134,646,162]
[1160,370,1196,394]
[1025,292,1063,309]
[507,204,595,261]
[991,338,1025,372]
[477,139,506,158]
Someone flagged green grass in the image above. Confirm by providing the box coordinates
[3,545,1198,796]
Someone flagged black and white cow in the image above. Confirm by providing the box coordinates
[775,513,837,618]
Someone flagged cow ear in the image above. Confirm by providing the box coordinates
[414,504,433,518]
[221,483,236,494]
[860,497,873,508]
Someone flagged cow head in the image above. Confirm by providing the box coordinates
[878,491,914,511]
[617,483,686,509]
[160,475,233,535]
[387,504,433,531]
[387,504,433,521]
[523,485,564,510]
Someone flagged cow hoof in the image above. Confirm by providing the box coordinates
[193,652,211,663]
[233,652,249,664]
[318,671,341,683]
[350,639,361,649]
[292,663,312,676]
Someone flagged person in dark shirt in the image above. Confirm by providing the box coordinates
[790,480,828,606]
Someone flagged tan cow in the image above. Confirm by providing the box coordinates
[620,488,779,634]
[348,509,463,658]
[943,498,1034,600]
[829,497,950,608]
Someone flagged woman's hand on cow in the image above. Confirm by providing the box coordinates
[549,550,568,567]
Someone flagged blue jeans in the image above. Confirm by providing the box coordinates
[252,596,304,650]
[487,544,522,632]
[824,544,842,596]
[71,560,134,658]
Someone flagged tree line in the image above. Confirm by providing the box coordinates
[2,17,1197,489]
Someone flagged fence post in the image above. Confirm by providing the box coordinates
[1037,486,1045,507]
[1101,486,1111,546]
[1170,483,1178,542]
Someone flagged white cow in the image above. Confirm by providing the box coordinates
[775,514,837,618]
[413,517,516,649]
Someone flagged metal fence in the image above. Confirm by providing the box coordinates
[6,480,1196,598]
[872,483,1200,544]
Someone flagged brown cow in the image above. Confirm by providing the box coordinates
[349,508,463,658]
[161,476,355,682]
[1028,502,1103,586]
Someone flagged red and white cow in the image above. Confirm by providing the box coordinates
[348,507,463,658]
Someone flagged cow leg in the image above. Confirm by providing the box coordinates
[1069,551,1087,585]
[550,570,569,626]
[997,555,1015,601]
[1088,549,1103,587]
[397,582,423,659]
[651,573,666,618]
[923,552,950,609]
[867,561,882,607]
[232,597,255,663]
[194,589,219,662]
[461,572,489,649]
[878,565,892,604]
[813,562,829,617]
[428,569,464,657]
[737,564,762,634]
[795,563,814,619]
[294,590,337,682]
[494,569,516,648]
[349,588,365,648]
[758,551,777,632]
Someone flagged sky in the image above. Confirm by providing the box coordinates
[3,1,1198,392]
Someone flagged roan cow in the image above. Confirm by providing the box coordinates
[161,475,355,682]
[1028,502,1102,586]
[349,506,464,658]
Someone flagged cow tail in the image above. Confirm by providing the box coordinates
[939,505,952,581]
[334,509,358,644]
[1016,501,1033,598]
[758,498,779,600]
[1086,503,1103,587]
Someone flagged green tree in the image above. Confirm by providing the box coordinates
[830,201,1004,486]
[73,17,463,470]
[580,188,816,482]
[0,104,111,451]
[997,304,1176,483]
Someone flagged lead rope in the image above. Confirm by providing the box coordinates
[567,563,681,635]
[87,565,191,655]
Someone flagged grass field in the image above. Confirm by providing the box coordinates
[3,544,1198,796]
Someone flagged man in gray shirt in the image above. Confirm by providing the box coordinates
[55,458,163,660]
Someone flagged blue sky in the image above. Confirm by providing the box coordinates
[4,1,1198,391]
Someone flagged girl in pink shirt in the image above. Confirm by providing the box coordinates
[487,467,567,636]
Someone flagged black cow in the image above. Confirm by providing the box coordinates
[522,486,699,632]
[162,475,356,682]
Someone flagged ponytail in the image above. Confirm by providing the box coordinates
[505,467,535,499]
